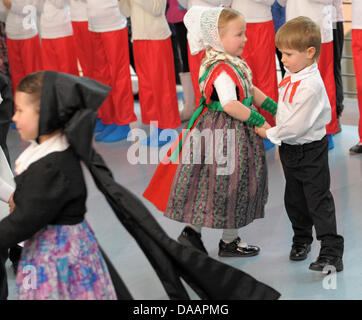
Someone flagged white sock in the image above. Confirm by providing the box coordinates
[221,229,239,243]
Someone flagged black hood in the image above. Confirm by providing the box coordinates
[38,71,110,163]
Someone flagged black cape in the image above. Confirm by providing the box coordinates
[36,71,281,300]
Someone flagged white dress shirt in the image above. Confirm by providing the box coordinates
[231,0,274,23]
[352,0,362,29]
[40,0,73,39]
[266,62,331,146]
[278,0,334,43]
[332,0,343,23]
[70,0,87,21]
[0,0,40,40]
[86,0,126,33]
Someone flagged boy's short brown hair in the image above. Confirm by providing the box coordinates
[276,16,321,58]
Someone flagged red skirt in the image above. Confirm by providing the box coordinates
[188,44,205,109]
[133,38,181,129]
[242,20,278,127]
[352,29,362,143]
[318,41,338,134]
[41,35,79,76]
[7,35,42,94]
[72,21,93,78]
[90,28,136,125]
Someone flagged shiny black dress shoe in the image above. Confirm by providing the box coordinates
[309,255,343,272]
[349,144,362,155]
[218,237,260,257]
[289,243,311,261]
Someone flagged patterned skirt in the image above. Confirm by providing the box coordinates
[164,110,268,229]
[15,221,116,300]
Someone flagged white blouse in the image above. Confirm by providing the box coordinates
[86,0,126,32]
[266,62,331,146]
[0,0,40,40]
[70,0,87,22]
[40,0,73,39]
[352,0,362,29]
[231,0,274,23]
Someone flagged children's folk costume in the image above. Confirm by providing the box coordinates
[0,0,42,95]
[145,48,268,229]
[0,71,280,299]
[144,7,274,243]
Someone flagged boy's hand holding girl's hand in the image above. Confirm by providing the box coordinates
[3,0,12,9]
[254,121,271,139]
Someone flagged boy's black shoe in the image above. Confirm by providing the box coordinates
[289,243,311,261]
[349,144,362,155]
[218,237,260,257]
[177,227,208,254]
[309,256,343,272]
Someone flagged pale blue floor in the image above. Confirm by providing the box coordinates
[4,101,362,300]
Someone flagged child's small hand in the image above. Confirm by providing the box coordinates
[255,127,267,139]
[8,193,15,213]
[261,121,271,130]
[2,0,12,9]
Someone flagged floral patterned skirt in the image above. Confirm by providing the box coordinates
[15,220,116,300]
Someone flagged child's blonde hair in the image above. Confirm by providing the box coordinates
[276,16,321,58]
[218,8,244,37]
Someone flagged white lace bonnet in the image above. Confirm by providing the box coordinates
[183,6,225,55]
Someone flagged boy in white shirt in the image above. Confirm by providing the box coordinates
[278,0,338,150]
[256,16,344,272]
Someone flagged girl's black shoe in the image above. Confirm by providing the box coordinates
[177,227,208,254]
[218,237,260,257]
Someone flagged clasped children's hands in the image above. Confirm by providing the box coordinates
[2,0,12,10]
[254,121,271,139]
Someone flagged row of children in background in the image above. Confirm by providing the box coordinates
[0,0,182,146]
[0,0,361,153]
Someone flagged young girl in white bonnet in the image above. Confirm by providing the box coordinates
[144,6,277,257]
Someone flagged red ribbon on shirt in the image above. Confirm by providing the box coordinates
[278,76,301,103]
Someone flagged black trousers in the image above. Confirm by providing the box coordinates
[333,22,344,117]
[279,136,344,258]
